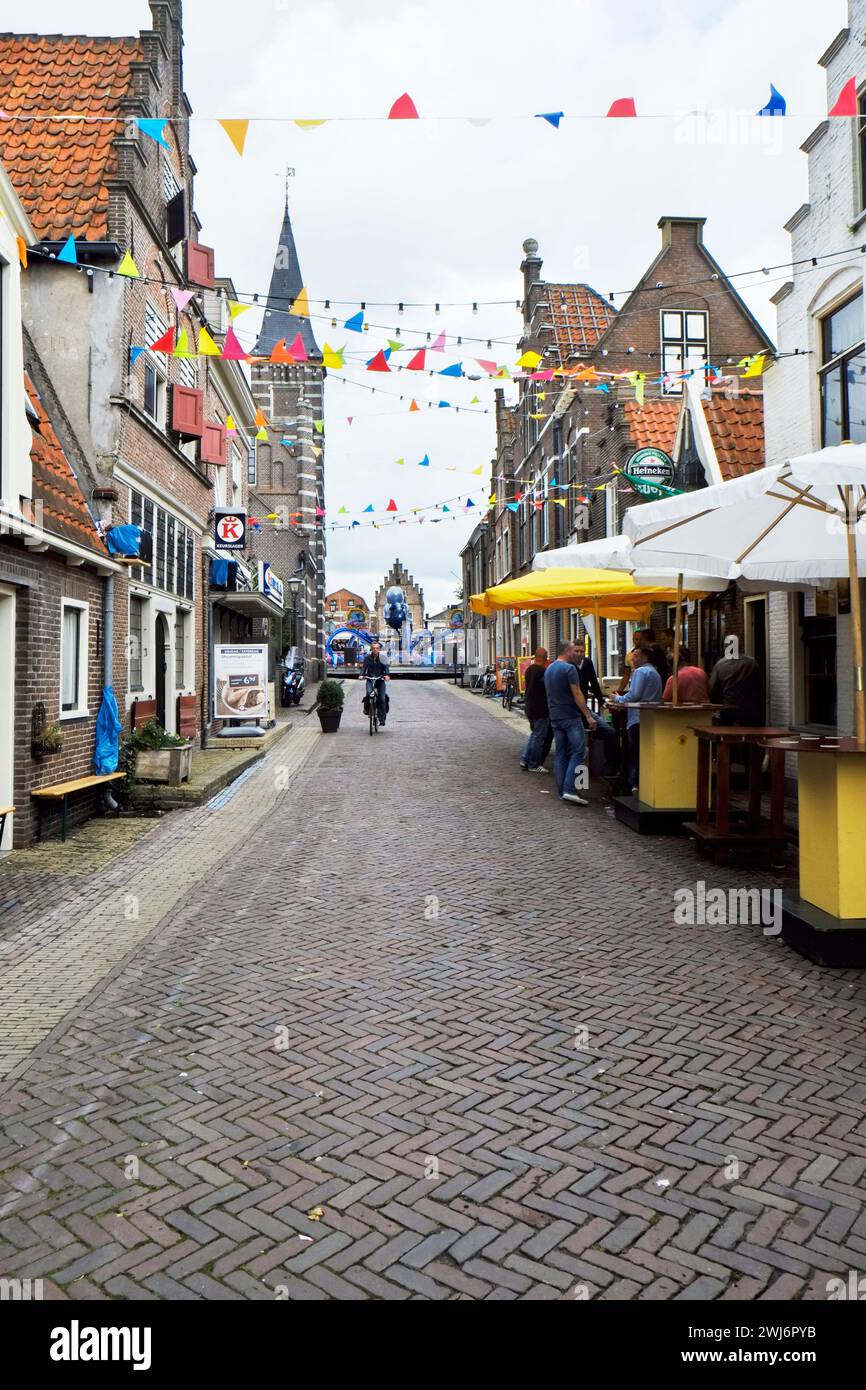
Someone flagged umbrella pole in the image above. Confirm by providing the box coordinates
[593,598,601,668]
[672,572,683,705]
[845,484,866,746]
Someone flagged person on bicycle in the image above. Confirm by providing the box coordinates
[359,641,390,726]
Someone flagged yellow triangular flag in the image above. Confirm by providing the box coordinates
[225,414,236,432]
[256,426,268,440]
[198,325,221,356]
[738,353,766,378]
[117,250,139,278]
[322,342,344,369]
[173,328,195,358]
[295,119,326,130]
[290,288,310,318]
[516,349,543,369]
[228,300,251,320]
[472,466,483,475]
[218,119,249,157]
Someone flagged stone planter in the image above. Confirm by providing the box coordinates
[317,709,342,733]
[134,742,193,785]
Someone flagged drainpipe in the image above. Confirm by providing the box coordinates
[202,595,215,748]
[102,574,120,812]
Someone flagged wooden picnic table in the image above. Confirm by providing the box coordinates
[686,725,789,862]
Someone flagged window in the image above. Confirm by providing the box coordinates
[518,502,527,567]
[819,293,866,445]
[163,159,185,248]
[174,610,186,689]
[231,444,242,502]
[177,353,197,390]
[858,90,866,213]
[185,533,195,600]
[60,600,88,716]
[605,479,619,536]
[503,530,510,578]
[143,301,167,425]
[246,442,257,486]
[540,478,549,548]
[129,489,195,601]
[129,596,144,692]
[166,515,176,593]
[661,309,709,394]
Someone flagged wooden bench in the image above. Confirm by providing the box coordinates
[32,773,125,843]
[0,805,14,847]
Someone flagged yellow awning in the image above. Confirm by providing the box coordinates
[469,567,703,617]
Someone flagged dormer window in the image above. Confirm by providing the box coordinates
[163,158,185,248]
[661,309,709,394]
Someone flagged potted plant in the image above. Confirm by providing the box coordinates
[315,678,344,733]
[123,718,193,785]
[32,722,63,761]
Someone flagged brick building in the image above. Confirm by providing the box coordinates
[485,222,775,676]
[0,1,283,755]
[249,198,327,681]
[371,560,426,635]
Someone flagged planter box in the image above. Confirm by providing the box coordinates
[318,710,342,733]
[135,742,193,785]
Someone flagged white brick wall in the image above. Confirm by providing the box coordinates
[763,1,865,736]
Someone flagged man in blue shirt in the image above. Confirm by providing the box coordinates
[611,645,663,791]
[544,640,598,805]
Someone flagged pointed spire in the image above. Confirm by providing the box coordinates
[253,197,320,359]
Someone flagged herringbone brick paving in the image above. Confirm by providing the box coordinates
[0,682,865,1300]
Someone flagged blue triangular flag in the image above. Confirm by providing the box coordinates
[352,520,360,528]
[438,400,451,408]
[344,311,364,332]
[56,233,77,265]
[130,346,145,366]
[506,501,519,512]
[136,118,170,147]
[757,83,786,117]
[441,505,450,512]
[550,477,557,487]
[280,437,295,445]
[363,504,374,512]
[595,383,611,393]
[535,111,564,128]
[419,454,430,466]
[439,362,462,377]
[466,498,475,507]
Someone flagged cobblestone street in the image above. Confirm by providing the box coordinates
[1,681,865,1301]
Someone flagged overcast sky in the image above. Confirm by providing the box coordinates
[21,0,849,611]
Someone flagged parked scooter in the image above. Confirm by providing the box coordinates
[280,648,306,707]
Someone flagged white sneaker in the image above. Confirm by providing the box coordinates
[562,792,589,805]
[530,766,549,773]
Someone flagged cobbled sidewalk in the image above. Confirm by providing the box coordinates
[0,683,864,1301]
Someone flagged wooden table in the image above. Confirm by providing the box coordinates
[612,703,719,835]
[687,725,789,862]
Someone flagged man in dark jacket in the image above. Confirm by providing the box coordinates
[359,642,390,725]
[709,653,764,726]
[519,648,553,772]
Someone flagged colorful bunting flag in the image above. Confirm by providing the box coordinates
[363,504,375,512]
[829,77,857,117]
[315,506,326,517]
[407,349,426,370]
[506,501,519,512]
[737,352,766,378]
[314,420,324,434]
[269,338,294,362]
[409,399,420,412]
[386,499,398,512]
[322,342,344,369]
[389,92,419,119]
[129,346,145,367]
[439,362,462,377]
[173,328,195,358]
[198,325,221,356]
[338,506,348,514]
[295,119,327,130]
[116,250,140,278]
[288,332,307,362]
[395,457,405,465]
[387,339,403,352]
[289,288,311,317]
[430,330,446,352]
[55,234,77,265]
[438,400,451,408]
[170,288,194,312]
[149,327,175,353]
[221,327,248,360]
[225,415,236,432]
[516,349,543,369]
[757,83,786,116]
[607,97,636,117]
[228,299,251,319]
[137,118,170,147]
[255,408,268,427]
[344,311,365,332]
[256,426,268,440]
[16,236,27,268]
[366,349,391,372]
[470,395,480,404]
[476,358,497,374]
[535,112,563,128]
[419,454,430,466]
[218,119,250,156]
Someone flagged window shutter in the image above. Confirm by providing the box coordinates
[200,420,227,465]
[185,240,215,288]
[166,190,185,247]
[170,384,204,438]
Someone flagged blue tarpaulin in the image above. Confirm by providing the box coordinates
[105,524,142,557]
[94,686,122,774]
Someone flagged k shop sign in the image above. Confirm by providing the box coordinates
[214,509,247,551]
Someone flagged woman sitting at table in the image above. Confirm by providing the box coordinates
[662,647,710,704]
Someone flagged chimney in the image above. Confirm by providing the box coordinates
[520,237,542,320]
[657,216,707,251]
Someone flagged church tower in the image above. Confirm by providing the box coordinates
[249,196,326,675]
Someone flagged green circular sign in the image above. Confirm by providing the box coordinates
[626,447,675,498]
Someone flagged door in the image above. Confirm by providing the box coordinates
[744,597,768,722]
[0,587,15,853]
[155,612,170,728]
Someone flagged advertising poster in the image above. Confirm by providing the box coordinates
[214,644,268,721]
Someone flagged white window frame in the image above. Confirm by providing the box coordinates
[60,598,89,719]
[605,479,619,536]
[144,301,168,428]
[231,443,242,503]
[128,593,146,693]
[661,308,709,395]
[174,607,191,691]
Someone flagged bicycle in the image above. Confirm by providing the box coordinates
[501,665,517,711]
[364,675,386,735]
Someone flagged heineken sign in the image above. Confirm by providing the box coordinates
[623,447,677,499]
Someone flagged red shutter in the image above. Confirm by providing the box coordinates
[171,384,204,438]
[200,420,227,465]
[186,240,215,288]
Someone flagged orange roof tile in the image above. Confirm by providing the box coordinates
[25,374,107,556]
[545,284,616,357]
[703,392,764,480]
[0,34,141,240]
[623,398,680,454]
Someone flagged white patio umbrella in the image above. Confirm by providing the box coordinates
[622,444,866,743]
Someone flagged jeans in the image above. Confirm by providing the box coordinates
[626,723,641,788]
[521,716,552,769]
[552,717,586,798]
[587,716,620,775]
[366,677,387,720]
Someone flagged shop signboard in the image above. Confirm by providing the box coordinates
[213,643,268,721]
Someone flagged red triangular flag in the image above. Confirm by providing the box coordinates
[607,96,637,118]
[409,399,420,412]
[288,332,307,362]
[270,338,294,362]
[150,327,175,353]
[367,349,391,372]
[221,326,248,360]
[386,498,398,511]
[476,358,498,374]
[829,77,857,117]
[389,92,419,119]
[406,349,426,370]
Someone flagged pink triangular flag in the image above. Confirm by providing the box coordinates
[389,93,419,119]
[315,506,326,517]
[430,330,446,352]
[170,288,194,312]
[347,416,353,425]
[221,326,248,360]
[288,331,307,362]
[829,77,857,117]
[476,358,498,374]
[607,97,637,117]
